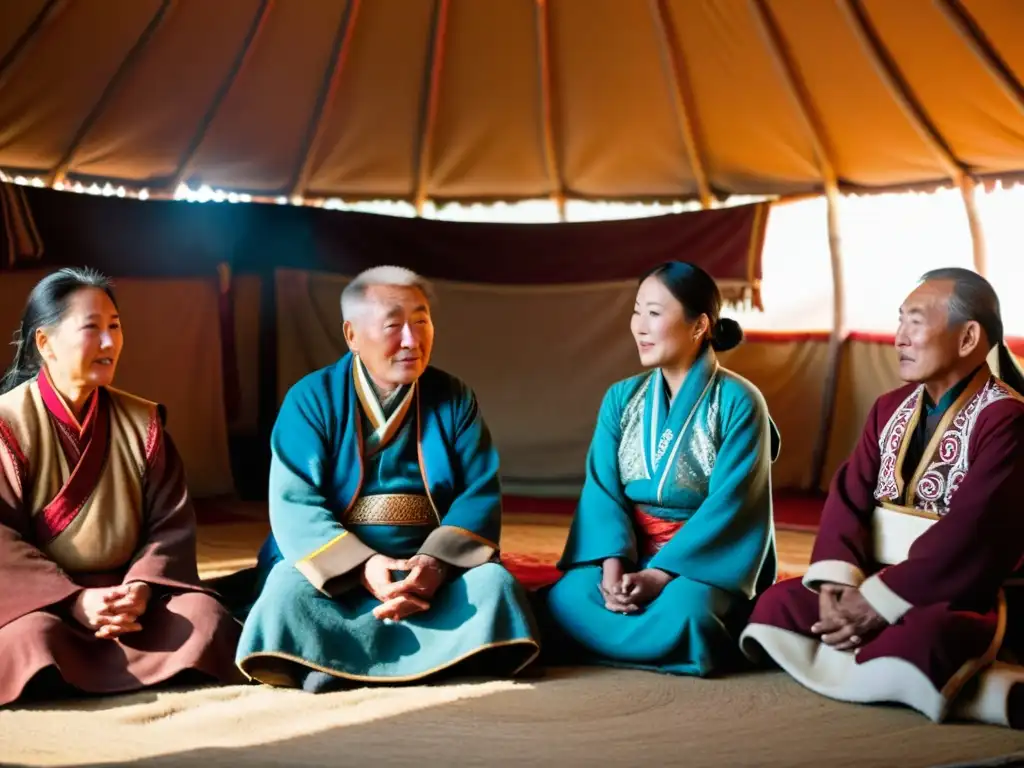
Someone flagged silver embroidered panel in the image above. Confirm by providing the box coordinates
[671,380,720,496]
[617,378,651,484]
[616,374,723,495]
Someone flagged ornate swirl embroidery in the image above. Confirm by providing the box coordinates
[937,432,962,464]
[874,388,920,502]
[915,470,943,502]
[876,377,1016,515]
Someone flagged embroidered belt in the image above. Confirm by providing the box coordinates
[344,494,436,526]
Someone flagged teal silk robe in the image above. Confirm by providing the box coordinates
[236,354,540,686]
[544,349,779,676]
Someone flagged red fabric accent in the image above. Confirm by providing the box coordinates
[634,507,685,557]
[500,553,562,591]
[847,331,896,345]
[37,367,97,442]
[34,389,111,544]
[0,420,26,495]
[742,330,831,344]
[5,184,764,288]
[144,409,162,468]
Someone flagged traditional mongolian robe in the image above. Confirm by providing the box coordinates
[741,365,1024,726]
[236,354,540,686]
[0,371,242,706]
[544,349,779,676]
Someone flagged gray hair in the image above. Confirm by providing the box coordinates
[919,267,1003,349]
[340,265,435,322]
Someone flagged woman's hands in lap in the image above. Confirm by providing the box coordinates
[71,582,151,639]
[599,558,673,614]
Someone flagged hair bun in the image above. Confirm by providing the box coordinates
[711,317,744,352]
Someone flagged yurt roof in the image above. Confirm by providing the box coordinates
[1,0,1023,205]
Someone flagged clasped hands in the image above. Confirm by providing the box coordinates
[70,581,152,639]
[599,557,672,614]
[361,553,447,622]
[812,582,887,651]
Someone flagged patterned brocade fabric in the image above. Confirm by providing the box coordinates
[617,379,650,485]
[616,373,722,496]
[874,377,1018,515]
[344,494,436,526]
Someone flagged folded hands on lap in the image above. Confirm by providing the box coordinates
[598,557,672,614]
[361,553,448,622]
[811,583,887,651]
[70,581,152,639]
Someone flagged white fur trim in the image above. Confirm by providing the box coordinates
[951,661,1024,727]
[740,623,946,722]
[802,560,866,592]
[859,573,913,624]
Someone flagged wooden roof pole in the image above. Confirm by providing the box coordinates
[535,0,566,220]
[50,0,174,188]
[839,0,986,276]
[169,0,275,194]
[935,0,1024,121]
[0,0,70,92]
[751,0,845,489]
[413,0,450,216]
[650,0,713,209]
[288,0,362,201]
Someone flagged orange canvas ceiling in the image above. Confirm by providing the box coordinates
[1,0,1023,203]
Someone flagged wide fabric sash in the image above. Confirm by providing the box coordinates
[344,493,436,527]
[634,506,685,557]
[871,504,937,566]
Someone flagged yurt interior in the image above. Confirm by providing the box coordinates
[3,1,1024,765]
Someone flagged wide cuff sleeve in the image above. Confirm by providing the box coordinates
[558,384,638,570]
[802,560,867,592]
[418,525,496,569]
[859,572,912,624]
[126,428,213,594]
[294,531,377,597]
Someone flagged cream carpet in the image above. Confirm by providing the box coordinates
[5,515,1017,767]
[3,669,1024,767]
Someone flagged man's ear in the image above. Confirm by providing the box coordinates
[959,320,983,358]
[343,320,357,352]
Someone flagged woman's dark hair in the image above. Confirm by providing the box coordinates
[1,267,117,394]
[639,261,744,352]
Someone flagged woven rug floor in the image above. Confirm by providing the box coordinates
[3,669,1024,767]
[2,511,1023,766]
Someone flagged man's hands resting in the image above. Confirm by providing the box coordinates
[70,582,152,639]
[812,582,887,650]
[361,553,448,621]
[599,557,672,614]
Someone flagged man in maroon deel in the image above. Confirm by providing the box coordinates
[741,267,1024,728]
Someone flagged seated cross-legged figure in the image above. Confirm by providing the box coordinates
[236,266,540,691]
[543,261,781,677]
[741,267,1024,728]
[0,268,242,707]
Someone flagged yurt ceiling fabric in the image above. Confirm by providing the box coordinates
[2,0,1023,203]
